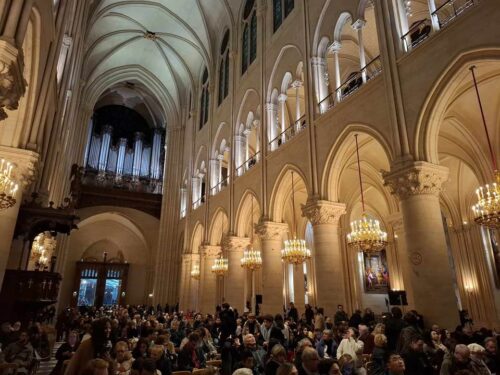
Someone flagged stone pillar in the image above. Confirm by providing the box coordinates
[311,57,330,113]
[0,146,38,289]
[328,42,342,102]
[302,198,347,317]
[353,19,367,83]
[427,0,440,31]
[209,158,219,194]
[223,236,250,312]
[190,253,200,311]
[199,245,221,314]
[291,80,302,131]
[265,103,278,151]
[278,94,288,144]
[255,221,288,315]
[234,135,246,174]
[383,162,459,328]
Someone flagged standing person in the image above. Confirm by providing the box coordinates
[370,334,387,375]
[334,306,349,327]
[385,308,405,352]
[287,303,299,324]
[314,309,325,332]
[220,303,236,342]
[65,318,115,375]
[51,330,80,375]
[305,305,315,327]
[348,311,362,330]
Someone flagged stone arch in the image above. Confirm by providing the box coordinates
[190,222,204,254]
[208,208,229,246]
[415,48,500,180]
[235,189,261,238]
[269,164,310,235]
[333,11,353,43]
[321,124,394,201]
[266,45,304,102]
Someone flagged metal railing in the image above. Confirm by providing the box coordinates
[210,176,229,195]
[318,56,382,114]
[268,115,307,151]
[401,19,433,51]
[401,0,480,52]
[235,151,261,176]
[432,0,477,28]
[192,195,206,210]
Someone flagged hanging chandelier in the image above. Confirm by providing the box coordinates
[281,171,311,265]
[241,196,263,270]
[469,66,500,229]
[347,134,388,252]
[0,159,18,210]
[191,262,200,279]
[212,256,228,276]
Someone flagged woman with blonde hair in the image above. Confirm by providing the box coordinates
[369,334,387,375]
[362,323,385,355]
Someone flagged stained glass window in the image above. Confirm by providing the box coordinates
[273,0,294,32]
[242,0,257,75]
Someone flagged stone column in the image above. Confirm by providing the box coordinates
[278,94,288,144]
[383,162,459,328]
[302,198,347,317]
[0,146,38,289]
[328,42,342,102]
[255,221,288,315]
[291,80,302,132]
[234,135,246,175]
[190,253,200,311]
[427,0,440,31]
[199,245,221,314]
[311,57,330,113]
[223,236,250,312]
[209,158,219,194]
[353,19,367,83]
[265,103,278,151]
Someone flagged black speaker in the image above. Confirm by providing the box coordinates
[256,294,263,304]
[388,290,408,306]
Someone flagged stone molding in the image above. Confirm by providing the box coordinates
[200,244,221,258]
[0,40,26,121]
[0,146,39,190]
[383,161,449,200]
[301,198,346,226]
[222,236,250,252]
[255,220,288,241]
[310,57,326,67]
[327,41,342,53]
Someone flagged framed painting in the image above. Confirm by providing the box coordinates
[363,250,389,294]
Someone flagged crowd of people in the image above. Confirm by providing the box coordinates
[0,302,499,375]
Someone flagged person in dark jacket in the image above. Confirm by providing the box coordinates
[315,330,337,359]
[178,332,205,371]
[385,307,405,352]
[334,306,349,326]
[401,336,433,375]
[51,330,79,375]
[305,305,315,327]
[348,310,362,330]
[264,344,286,375]
[287,303,299,324]
[150,344,172,375]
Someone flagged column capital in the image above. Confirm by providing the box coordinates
[291,80,303,89]
[0,146,39,191]
[222,236,251,252]
[0,40,26,120]
[278,94,288,103]
[255,220,288,241]
[311,56,327,67]
[383,161,449,200]
[327,41,342,53]
[200,244,221,258]
[301,197,346,225]
[352,19,367,30]
[265,102,278,111]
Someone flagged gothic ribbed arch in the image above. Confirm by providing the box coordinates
[235,189,261,238]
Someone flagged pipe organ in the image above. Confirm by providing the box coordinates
[85,125,164,183]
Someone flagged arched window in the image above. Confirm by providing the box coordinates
[199,67,209,129]
[242,0,257,75]
[218,30,230,106]
[273,0,294,32]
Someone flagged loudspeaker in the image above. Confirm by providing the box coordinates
[388,290,408,306]
[256,294,263,304]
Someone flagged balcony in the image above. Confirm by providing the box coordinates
[319,56,382,114]
[268,115,307,151]
[401,0,480,52]
[236,151,261,177]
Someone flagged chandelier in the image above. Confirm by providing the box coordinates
[212,256,228,276]
[281,171,311,265]
[0,159,18,210]
[241,196,263,270]
[190,262,200,279]
[347,134,388,252]
[469,66,500,229]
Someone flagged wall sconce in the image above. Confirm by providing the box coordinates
[148,293,153,298]
[121,291,126,297]
[72,291,77,297]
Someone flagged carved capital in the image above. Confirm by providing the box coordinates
[291,80,303,89]
[301,198,346,226]
[200,244,221,258]
[222,236,250,252]
[383,162,449,200]
[327,41,342,53]
[352,19,367,30]
[0,146,39,191]
[0,40,27,121]
[310,57,326,68]
[255,220,288,241]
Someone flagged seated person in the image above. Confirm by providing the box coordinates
[149,344,172,375]
[114,340,133,375]
[52,330,80,375]
[178,332,205,371]
[1,331,34,374]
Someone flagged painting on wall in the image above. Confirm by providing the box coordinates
[363,250,389,294]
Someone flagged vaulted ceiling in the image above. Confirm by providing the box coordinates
[85,0,237,124]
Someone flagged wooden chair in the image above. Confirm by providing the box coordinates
[206,360,222,367]
[172,371,191,375]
